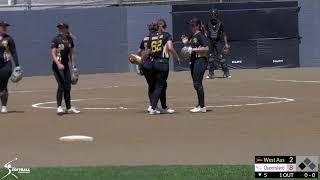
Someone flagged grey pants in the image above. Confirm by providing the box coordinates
[208,43,229,76]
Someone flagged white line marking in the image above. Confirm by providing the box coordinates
[267,79,320,83]
[83,107,117,110]
[32,96,295,110]
[11,85,119,94]
[32,98,108,109]
[175,96,294,109]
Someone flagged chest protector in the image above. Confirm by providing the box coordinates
[208,22,221,41]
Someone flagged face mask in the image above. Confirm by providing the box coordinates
[211,18,218,24]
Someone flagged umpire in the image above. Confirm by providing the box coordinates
[206,8,231,79]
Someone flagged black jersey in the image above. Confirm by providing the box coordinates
[0,34,19,66]
[51,34,74,65]
[206,19,225,42]
[139,36,150,50]
[189,31,209,60]
[147,32,172,59]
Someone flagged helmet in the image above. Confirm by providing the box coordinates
[210,8,219,18]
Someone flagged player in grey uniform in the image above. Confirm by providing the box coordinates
[206,8,231,79]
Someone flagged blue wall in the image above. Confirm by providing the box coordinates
[0,6,173,76]
[127,5,172,72]
[0,7,129,76]
[0,1,318,76]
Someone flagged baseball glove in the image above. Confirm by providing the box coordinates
[180,46,192,60]
[71,67,79,85]
[10,66,23,83]
[128,54,142,64]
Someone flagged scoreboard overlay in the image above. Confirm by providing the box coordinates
[255,156,319,178]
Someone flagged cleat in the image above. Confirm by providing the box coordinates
[57,106,64,115]
[148,106,160,112]
[190,106,207,113]
[160,108,175,114]
[149,109,160,115]
[66,107,80,114]
[206,74,214,79]
[1,106,8,113]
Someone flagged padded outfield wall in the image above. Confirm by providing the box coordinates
[0,6,172,76]
[0,0,318,76]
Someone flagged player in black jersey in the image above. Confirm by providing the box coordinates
[182,18,209,113]
[156,18,176,114]
[142,22,180,115]
[137,24,156,113]
[51,22,80,115]
[206,8,230,79]
[0,21,20,113]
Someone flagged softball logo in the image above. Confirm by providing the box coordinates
[1,157,30,179]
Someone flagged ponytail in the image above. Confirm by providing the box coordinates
[200,21,207,36]
[190,18,207,36]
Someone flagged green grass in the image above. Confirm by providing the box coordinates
[0,165,254,180]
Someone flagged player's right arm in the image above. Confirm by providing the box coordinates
[51,37,64,70]
[141,36,152,62]
[137,39,145,56]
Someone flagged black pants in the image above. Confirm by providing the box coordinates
[0,62,12,106]
[143,68,154,106]
[208,43,229,76]
[190,58,208,108]
[150,58,169,110]
[52,64,72,109]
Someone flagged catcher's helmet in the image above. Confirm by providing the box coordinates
[210,8,219,18]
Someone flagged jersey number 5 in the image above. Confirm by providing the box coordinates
[151,40,162,53]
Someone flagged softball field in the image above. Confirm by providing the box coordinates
[0,68,320,179]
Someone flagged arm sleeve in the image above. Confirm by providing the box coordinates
[8,38,19,66]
